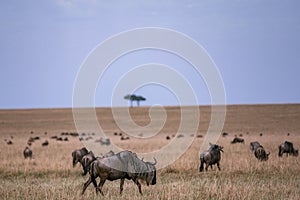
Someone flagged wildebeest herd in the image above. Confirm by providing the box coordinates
[17,130,298,196]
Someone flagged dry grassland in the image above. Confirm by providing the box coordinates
[0,104,300,199]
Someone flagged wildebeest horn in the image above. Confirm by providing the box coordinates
[219,146,224,152]
[152,157,157,165]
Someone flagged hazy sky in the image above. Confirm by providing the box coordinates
[1,0,300,108]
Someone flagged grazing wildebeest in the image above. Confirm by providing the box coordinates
[278,141,298,157]
[82,150,157,195]
[250,141,262,152]
[254,146,270,161]
[231,137,244,144]
[23,146,32,159]
[199,143,224,172]
[250,141,269,161]
[82,151,96,175]
[42,140,49,146]
[72,147,89,170]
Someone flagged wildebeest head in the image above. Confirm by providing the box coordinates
[209,143,224,153]
[294,149,299,157]
[72,147,89,167]
[145,158,157,186]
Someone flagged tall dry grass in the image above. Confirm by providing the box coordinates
[0,105,300,199]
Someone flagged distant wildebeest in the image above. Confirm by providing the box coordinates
[166,136,171,140]
[231,137,244,144]
[33,136,40,140]
[278,141,298,157]
[199,143,224,172]
[95,138,110,145]
[50,136,58,139]
[23,146,32,159]
[120,136,130,141]
[259,133,263,137]
[70,132,79,137]
[82,151,96,176]
[64,137,68,141]
[82,150,157,195]
[222,132,229,137]
[7,140,13,145]
[72,147,89,170]
[42,140,49,146]
[28,137,35,143]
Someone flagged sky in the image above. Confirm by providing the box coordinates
[0,0,300,109]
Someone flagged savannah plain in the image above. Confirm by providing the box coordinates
[0,104,300,200]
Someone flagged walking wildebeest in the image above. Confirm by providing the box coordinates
[82,150,157,195]
[231,137,244,144]
[72,147,89,170]
[278,141,298,157]
[199,143,224,172]
[82,151,96,176]
[23,146,32,159]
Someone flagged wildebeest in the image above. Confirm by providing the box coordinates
[7,140,13,145]
[23,146,32,159]
[278,141,298,157]
[231,137,244,144]
[250,141,270,161]
[120,136,130,141]
[199,143,224,172]
[222,132,228,137]
[254,146,270,161]
[72,147,89,170]
[99,138,111,145]
[42,140,49,146]
[82,150,157,195]
[249,141,262,152]
[82,151,96,176]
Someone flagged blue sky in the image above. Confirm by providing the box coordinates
[1,0,300,108]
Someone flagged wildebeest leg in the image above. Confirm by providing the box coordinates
[73,157,77,167]
[81,162,85,175]
[133,179,142,194]
[82,176,92,195]
[120,178,125,195]
[205,163,209,171]
[217,162,221,171]
[98,179,106,196]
